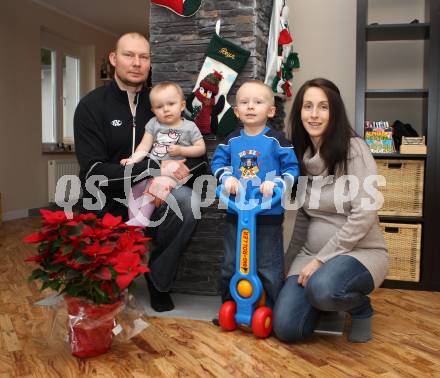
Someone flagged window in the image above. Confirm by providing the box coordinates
[62,55,80,144]
[41,31,86,146]
[41,48,57,143]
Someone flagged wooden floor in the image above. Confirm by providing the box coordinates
[1,218,439,378]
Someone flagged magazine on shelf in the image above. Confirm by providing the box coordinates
[364,120,395,154]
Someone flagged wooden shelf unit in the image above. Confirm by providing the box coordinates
[365,89,428,98]
[356,0,440,291]
[366,22,430,41]
[372,153,427,159]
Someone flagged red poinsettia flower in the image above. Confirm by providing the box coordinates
[110,252,149,289]
[82,241,113,256]
[110,252,141,273]
[115,265,149,290]
[23,232,46,243]
[100,281,116,299]
[65,221,79,228]
[94,267,112,281]
[40,209,69,225]
[131,233,151,244]
[116,233,149,255]
[52,252,69,264]
[77,213,97,221]
[94,228,113,240]
[64,259,80,269]
[25,254,44,263]
[129,244,147,255]
[115,233,135,251]
[77,224,94,238]
[101,213,122,228]
[80,226,112,241]
[24,210,149,304]
[118,223,139,230]
[116,271,138,290]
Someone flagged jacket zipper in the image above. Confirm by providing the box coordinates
[129,92,139,155]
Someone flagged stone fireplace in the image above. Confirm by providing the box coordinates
[149,0,273,295]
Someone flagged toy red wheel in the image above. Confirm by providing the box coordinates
[251,306,272,338]
[219,301,237,331]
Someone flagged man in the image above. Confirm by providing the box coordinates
[74,32,206,312]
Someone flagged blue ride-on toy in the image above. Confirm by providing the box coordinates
[216,185,282,338]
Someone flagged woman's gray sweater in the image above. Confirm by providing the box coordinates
[285,137,388,288]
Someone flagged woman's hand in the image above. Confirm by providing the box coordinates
[298,259,323,287]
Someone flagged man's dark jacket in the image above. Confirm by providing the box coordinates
[74,80,207,218]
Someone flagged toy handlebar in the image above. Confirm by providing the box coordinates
[216,184,282,214]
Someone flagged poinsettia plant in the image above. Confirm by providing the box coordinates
[23,210,150,304]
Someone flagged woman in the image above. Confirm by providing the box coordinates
[273,78,388,343]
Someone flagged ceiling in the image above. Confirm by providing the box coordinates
[34,0,150,37]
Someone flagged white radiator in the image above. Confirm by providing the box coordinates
[48,159,80,203]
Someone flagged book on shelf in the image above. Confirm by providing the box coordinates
[400,136,427,154]
[364,120,395,154]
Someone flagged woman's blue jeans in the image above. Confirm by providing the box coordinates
[273,255,374,342]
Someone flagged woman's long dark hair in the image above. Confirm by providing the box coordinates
[290,78,356,176]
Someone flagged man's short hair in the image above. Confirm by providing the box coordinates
[150,81,185,102]
[114,32,149,52]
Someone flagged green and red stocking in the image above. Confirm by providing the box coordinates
[186,21,250,136]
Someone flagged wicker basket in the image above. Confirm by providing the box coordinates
[381,223,421,282]
[376,159,424,216]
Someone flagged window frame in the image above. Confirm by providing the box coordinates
[41,30,87,150]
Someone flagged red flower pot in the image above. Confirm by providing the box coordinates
[65,296,123,358]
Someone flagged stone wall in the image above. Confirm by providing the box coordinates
[149,0,272,100]
[149,1,274,295]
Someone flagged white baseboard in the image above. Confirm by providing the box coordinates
[2,209,29,222]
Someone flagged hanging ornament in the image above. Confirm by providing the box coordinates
[151,0,203,17]
[264,0,300,98]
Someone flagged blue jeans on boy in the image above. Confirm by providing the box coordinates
[221,220,284,307]
[273,255,374,342]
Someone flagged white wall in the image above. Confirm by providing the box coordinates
[283,0,357,249]
[0,0,116,219]
[286,0,357,127]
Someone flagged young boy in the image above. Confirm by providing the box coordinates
[121,81,206,226]
[211,80,299,307]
